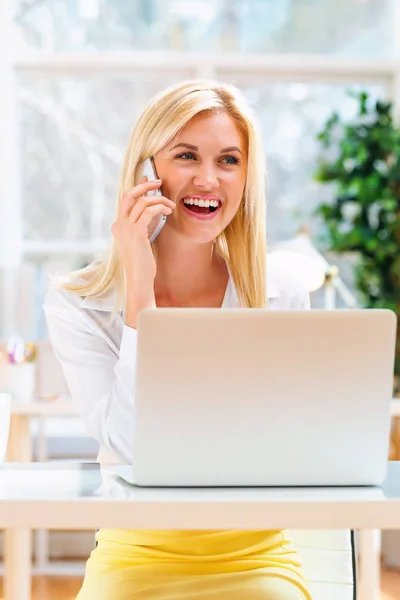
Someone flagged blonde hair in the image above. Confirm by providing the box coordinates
[62,79,268,309]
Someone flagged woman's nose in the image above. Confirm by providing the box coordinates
[193,164,219,189]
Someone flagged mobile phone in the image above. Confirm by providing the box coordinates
[140,157,166,243]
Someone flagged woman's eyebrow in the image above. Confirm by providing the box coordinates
[170,143,198,151]
[170,142,242,154]
[221,146,242,154]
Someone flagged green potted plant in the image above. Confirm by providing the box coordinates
[314,91,400,395]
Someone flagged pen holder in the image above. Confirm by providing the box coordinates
[0,362,36,403]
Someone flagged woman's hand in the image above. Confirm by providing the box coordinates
[111,176,175,328]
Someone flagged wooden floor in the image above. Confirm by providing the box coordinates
[0,568,400,599]
[381,568,400,600]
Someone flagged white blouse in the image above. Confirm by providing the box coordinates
[44,260,310,465]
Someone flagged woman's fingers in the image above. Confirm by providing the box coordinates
[113,203,173,241]
[113,174,175,244]
[136,204,173,231]
[119,178,163,218]
[129,194,175,222]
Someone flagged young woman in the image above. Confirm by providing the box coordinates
[44,80,312,600]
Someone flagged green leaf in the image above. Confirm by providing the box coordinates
[314,89,400,375]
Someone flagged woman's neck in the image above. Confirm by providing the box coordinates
[153,233,227,306]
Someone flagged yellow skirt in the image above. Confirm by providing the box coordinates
[76,529,312,599]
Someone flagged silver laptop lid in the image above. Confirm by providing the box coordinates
[133,309,396,487]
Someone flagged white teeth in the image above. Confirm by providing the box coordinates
[183,197,220,208]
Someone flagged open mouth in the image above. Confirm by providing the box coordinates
[181,197,222,218]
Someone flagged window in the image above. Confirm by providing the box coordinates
[19,71,194,242]
[16,0,393,56]
[0,0,398,338]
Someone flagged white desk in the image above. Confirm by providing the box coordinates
[10,398,76,417]
[1,462,400,530]
[1,461,399,600]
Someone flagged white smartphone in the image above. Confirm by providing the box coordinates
[140,157,166,243]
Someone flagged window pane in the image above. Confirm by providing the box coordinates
[17,256,89,339]
[217,77,385,243]
[15,0,394,57]
[19,72,193,241]
[20,73,386,244]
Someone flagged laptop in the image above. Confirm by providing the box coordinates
[132,309,397,487]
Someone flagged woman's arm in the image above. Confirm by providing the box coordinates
[44,294,137,464]
[43,178,176,462]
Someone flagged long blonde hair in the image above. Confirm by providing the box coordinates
[62,80,268,309]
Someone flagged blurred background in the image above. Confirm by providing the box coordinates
[1,1,400,596]
[1,0,399,343]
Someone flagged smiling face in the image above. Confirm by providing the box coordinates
[153,111,247,244]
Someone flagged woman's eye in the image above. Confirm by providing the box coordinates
[222,155,240,165]
[176,152,196,160]
[175,153,240,164]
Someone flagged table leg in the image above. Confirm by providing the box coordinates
[4,529,32,600]
[5,414,33,600]
[358,529,381,600]
[6,414,32,462]
[35,416,50,571]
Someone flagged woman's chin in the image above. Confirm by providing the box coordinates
[180,224,223,244]
[163,217,221,244]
